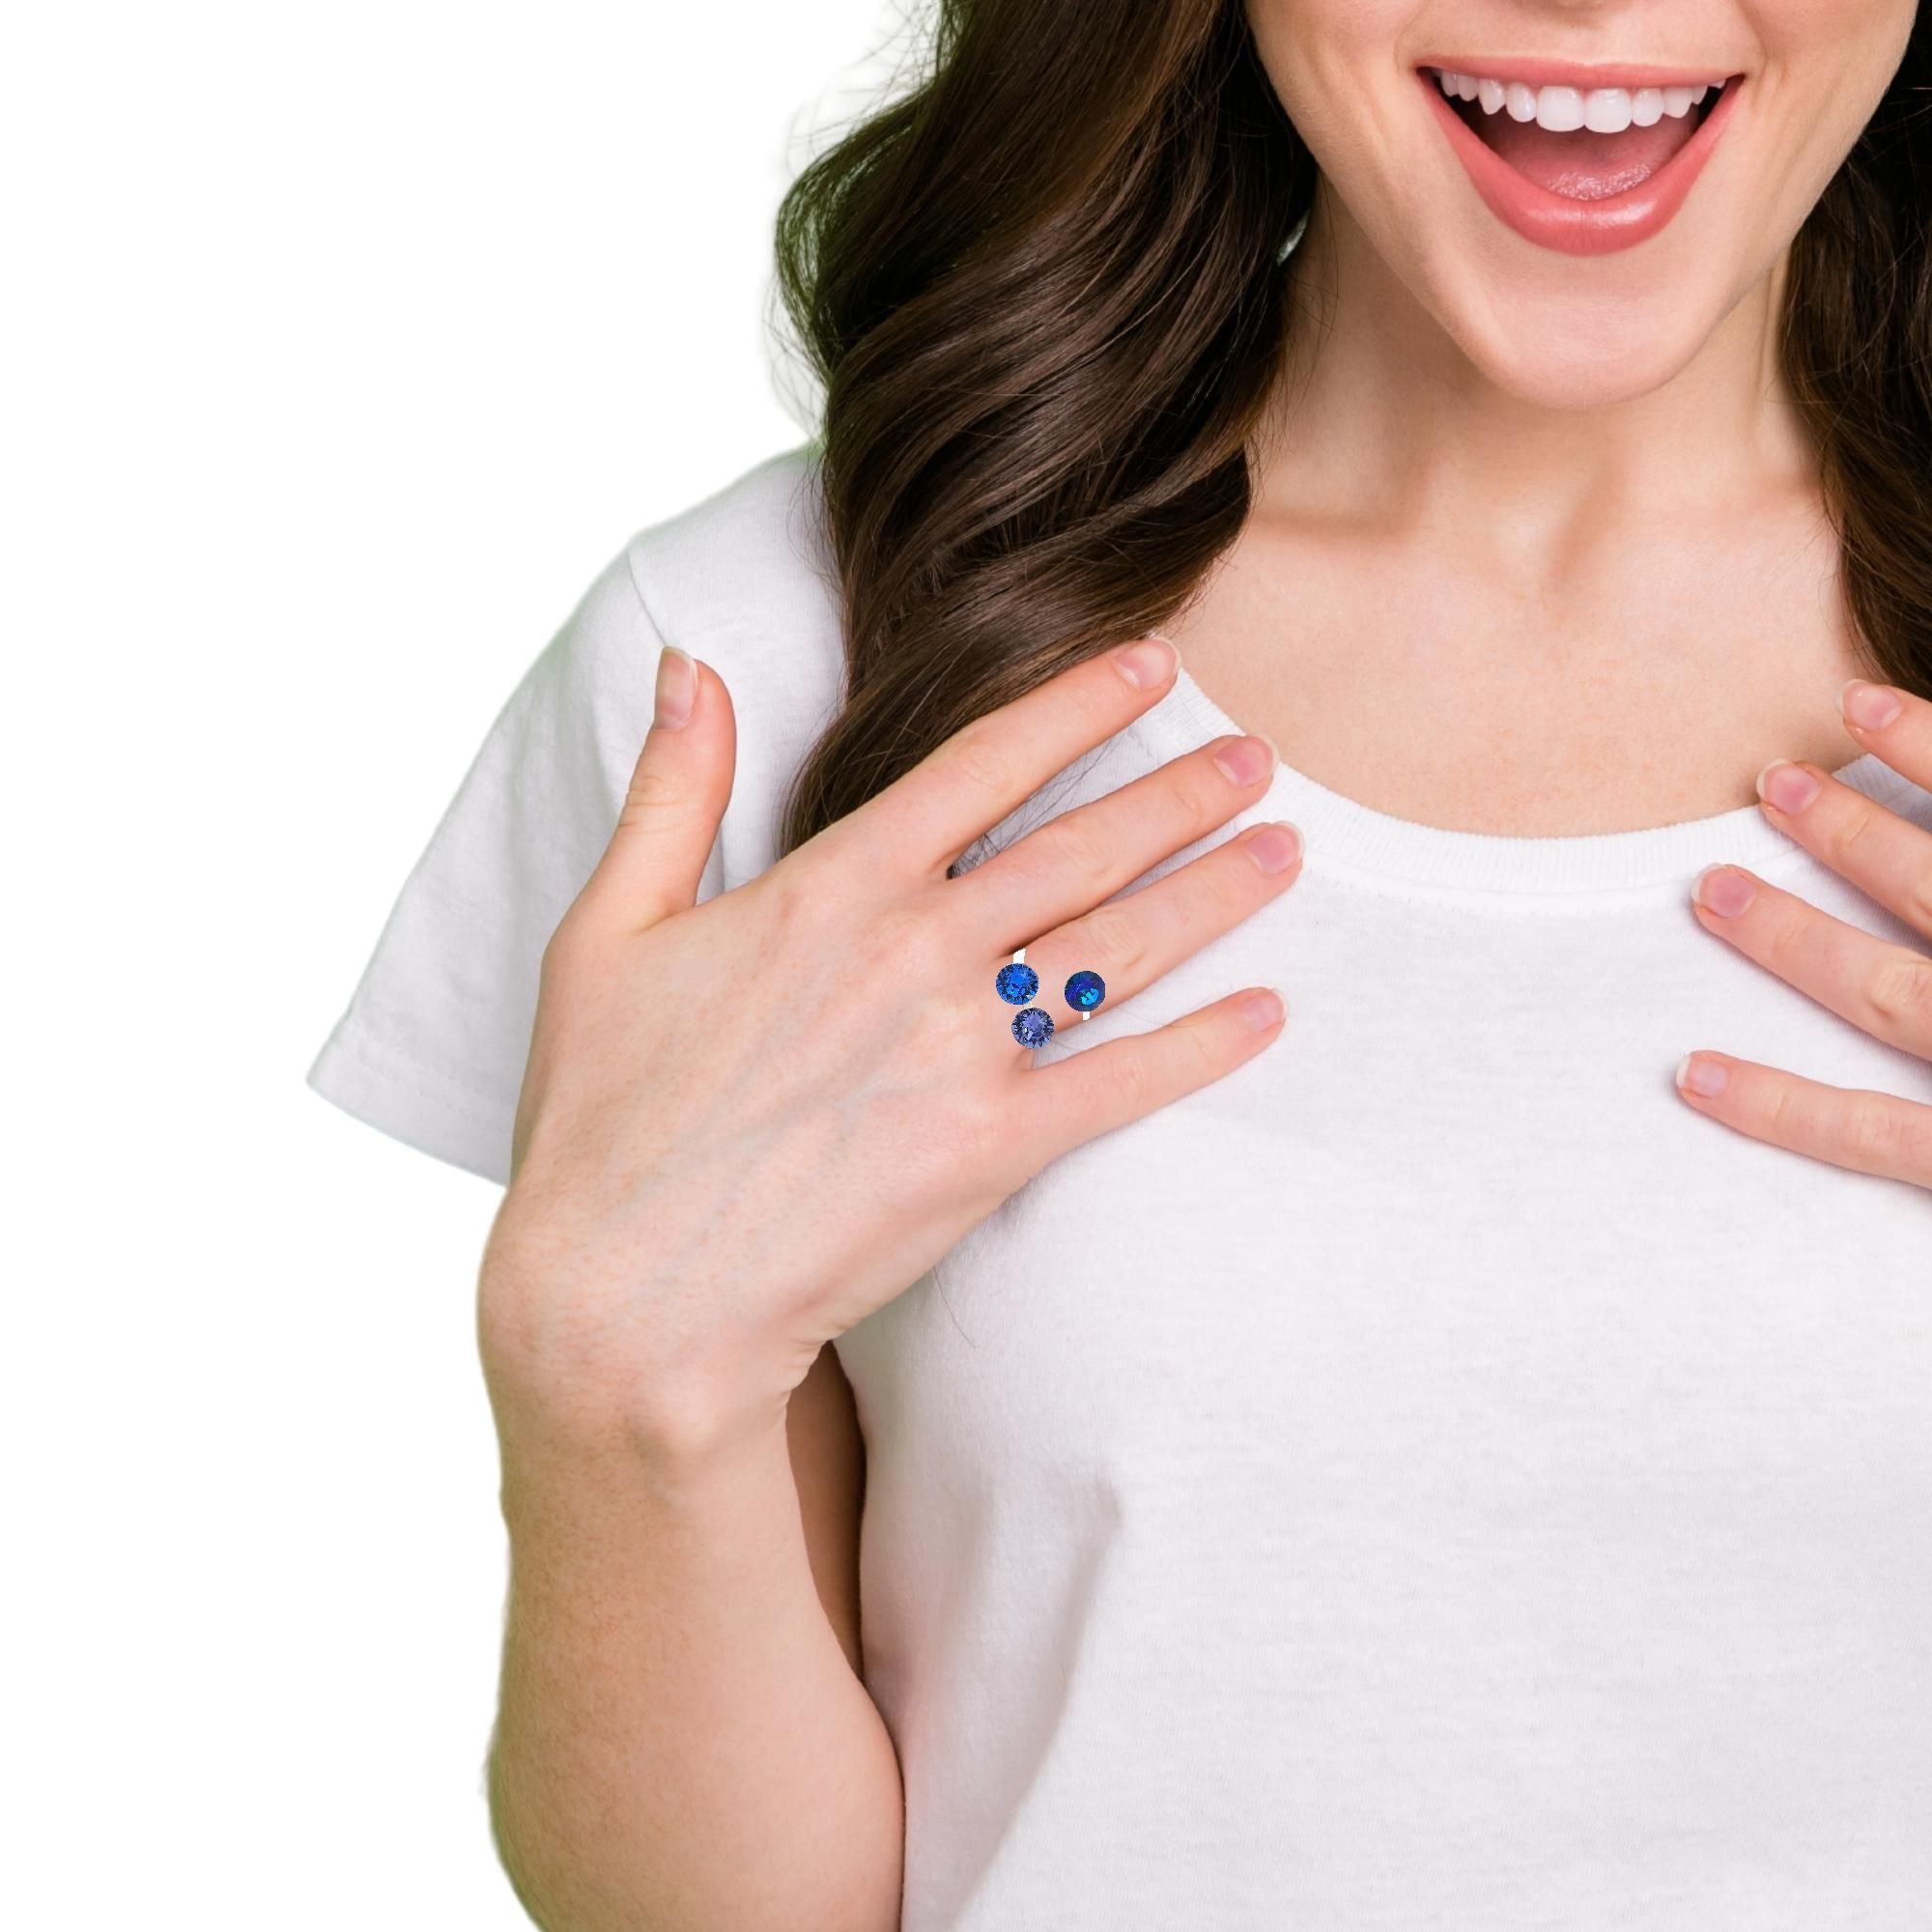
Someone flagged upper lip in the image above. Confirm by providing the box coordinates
[1414,56,1742,92]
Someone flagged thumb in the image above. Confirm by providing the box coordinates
[580,643,736,931]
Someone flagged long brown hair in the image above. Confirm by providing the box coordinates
[770,2,1932,867]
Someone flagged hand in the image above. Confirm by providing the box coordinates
[478,635,1303,1460]
[1676,677,1932,1189]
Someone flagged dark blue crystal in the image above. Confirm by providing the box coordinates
[995,961,1039,1005]
[1011,1008,1055,1048]
[1065,969,1107,1013]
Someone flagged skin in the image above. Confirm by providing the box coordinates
[1154,0,1932,1186]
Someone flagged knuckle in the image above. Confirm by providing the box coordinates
[1900,1113,1932,1181]
[1189,1008,1233,1076]
[1075,899,1147,980]
[1833,797,1883,860]
[1903,870,1932,938]
[1064,651,1143,730]
[1166,1000,1226,1078]
[1166,759,1233,825]
[1037,810,1112,885]
[1110,1040,1158,1111]
[1208,839,1269,919]
[619,755,695,822]
[947,724,1019,802]
[1843,1093,1905,1160]
[1863,948,1932,1034]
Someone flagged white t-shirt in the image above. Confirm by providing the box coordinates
[308,442,1932,1929]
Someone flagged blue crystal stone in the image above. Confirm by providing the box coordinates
[995,961,1039,1005]
[1064,969,1107,1013]
[1011,1007,1055,1048]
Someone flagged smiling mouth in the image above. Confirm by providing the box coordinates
[1422,65,1737,201]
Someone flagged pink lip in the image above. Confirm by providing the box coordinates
[1413,55,1739,91]
[1416,65,1746,257]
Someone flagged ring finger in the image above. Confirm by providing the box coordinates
[989,815,1305,1043]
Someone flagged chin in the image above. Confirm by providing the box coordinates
[1421,270,1745,412]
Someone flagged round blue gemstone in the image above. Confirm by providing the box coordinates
[995,961,1039,1006]
[1065,969,1107,1012]
[1011,1007,1055,1048]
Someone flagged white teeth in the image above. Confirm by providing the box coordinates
[1583,88,1631,133]
[1434,68,1725,132]
[1535,85,1585,130]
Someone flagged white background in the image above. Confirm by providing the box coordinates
[8,4,903,1923]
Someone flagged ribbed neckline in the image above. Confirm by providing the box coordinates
[1135,650,1916,902]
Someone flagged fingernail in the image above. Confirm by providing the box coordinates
[1244,821,1303,874]
[1840,679,1902,730]
[1213,734,1276,786]
[654,645,696,729]
[1693,864,1755,917]
[1756,759,1821,814]
[1675,1053,1728,1098]
[1241,988,1285,1032]
[1113,636,1179,688]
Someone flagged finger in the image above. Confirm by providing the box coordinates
[956,728,1283,947]
[845,637,1183,879]
[1016,983,1288,1155]
[1690,863,1932,1061]
[1753,750,1932,942]
[1673,1050,1932,1188]
[576,646,736,931]
[1839,676,1932,792]
[989,818,1304,1041]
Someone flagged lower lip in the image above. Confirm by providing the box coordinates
[1416,69,1745,257]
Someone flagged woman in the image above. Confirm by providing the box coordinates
[308,1,1932,1924]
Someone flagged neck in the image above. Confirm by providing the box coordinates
[1250,174,1819,576]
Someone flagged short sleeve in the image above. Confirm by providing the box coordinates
[303,541,725,1186]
